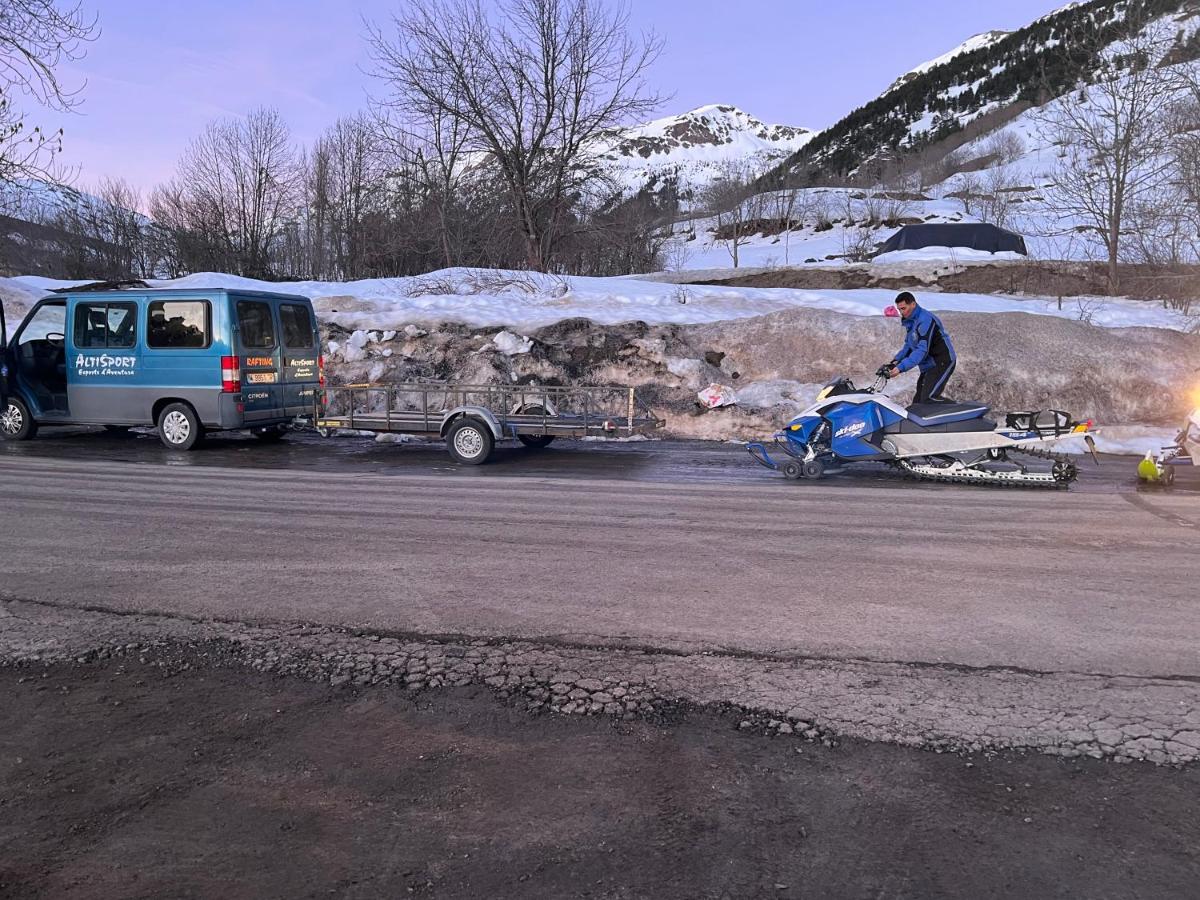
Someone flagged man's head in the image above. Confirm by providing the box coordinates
[895,291,918,319]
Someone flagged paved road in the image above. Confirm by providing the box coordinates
[2,430,1198,678]
[0,424,1173,490]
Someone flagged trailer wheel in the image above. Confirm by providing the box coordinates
[446,417,494,465]
[0,397,36,441]
[252,426,287,442]
[517,405,554,448]
[157,402,203,451]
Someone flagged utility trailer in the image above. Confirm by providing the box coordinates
[311,382,664,464]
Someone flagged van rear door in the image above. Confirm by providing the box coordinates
[234,298,283,422]
[278,301,320,418]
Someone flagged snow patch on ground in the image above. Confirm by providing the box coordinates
[872,248,1026,265]
[493,331,533,355]
[1056,426,1180,457]
[8,269,1186,333]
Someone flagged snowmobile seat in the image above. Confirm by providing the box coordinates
[906,402,991,427]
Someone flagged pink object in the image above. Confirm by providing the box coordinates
[883,305,900,318]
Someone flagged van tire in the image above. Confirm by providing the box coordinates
[157,402,202,451]
[445,417,494,465]
[0,397,36,441]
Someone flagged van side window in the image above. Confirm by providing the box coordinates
[148,300,210,349]
[280,303,314,349]
[74,302,137,349]
[237,301,276,349]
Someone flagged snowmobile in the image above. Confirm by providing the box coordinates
[746,369,1097,488]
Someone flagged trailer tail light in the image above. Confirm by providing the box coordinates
[221,355,241,393]
[318,354,325,388]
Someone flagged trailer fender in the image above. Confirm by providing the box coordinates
[440,406,504,441]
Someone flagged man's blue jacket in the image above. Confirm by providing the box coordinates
[894,305,955,373]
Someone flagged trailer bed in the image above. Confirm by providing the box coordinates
[311,382,663,463]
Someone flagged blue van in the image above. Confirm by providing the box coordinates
[0,287,322,450]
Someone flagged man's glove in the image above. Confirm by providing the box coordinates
[876,364,893,379]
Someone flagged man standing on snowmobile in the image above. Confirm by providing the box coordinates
[886,291,956,403]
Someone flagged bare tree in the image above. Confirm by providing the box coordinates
[1033,22,1189,293]
[367,0,663,271]
[48,176,159,279]
[948,169,983,216]
[155,108,299,277]
[311,114,387,279]
[704,160,761,268]
[0,1,97,186]
[768,170,810,266]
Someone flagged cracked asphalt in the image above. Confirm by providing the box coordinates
[1,429,1198,762]
[3,428,1200,897]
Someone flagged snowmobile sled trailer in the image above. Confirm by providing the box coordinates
[310,382,664,464]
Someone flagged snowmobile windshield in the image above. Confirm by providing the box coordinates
[817,378,856,400]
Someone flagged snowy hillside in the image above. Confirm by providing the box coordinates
[666,1,1200,274]
[1,268,1190,333]
[771,0,1200,181]
[594,104,815,202]
[885,30,1011,94]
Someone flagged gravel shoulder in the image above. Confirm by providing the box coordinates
[2,649,1198,900]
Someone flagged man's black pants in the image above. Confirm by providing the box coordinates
[914,359,955,403]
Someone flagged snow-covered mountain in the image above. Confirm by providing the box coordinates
[594,104,815,202]
[770,0,1200,183]
[884,31,1011,94]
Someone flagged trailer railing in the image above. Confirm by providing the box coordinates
[312,381,663,439]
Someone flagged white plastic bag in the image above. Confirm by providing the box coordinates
[697,383,736,409]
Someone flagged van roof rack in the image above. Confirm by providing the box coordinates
[49,279,151,293]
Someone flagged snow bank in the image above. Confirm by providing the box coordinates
[1,268,1188,334]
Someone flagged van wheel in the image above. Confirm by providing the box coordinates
[157,402,202,451]
[445,417,494,465]
[0,397,37,441]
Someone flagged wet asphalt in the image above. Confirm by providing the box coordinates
[0,423,1193,495]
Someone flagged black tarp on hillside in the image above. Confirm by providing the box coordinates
[878,223,1028,255]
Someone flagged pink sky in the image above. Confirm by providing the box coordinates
[35,0,1068,199]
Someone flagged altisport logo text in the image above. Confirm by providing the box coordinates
[75,353,137,377]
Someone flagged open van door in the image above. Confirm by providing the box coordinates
[0,300,8,410]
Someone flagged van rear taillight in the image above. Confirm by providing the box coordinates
[318,354,325,387]
[221,355,241,393]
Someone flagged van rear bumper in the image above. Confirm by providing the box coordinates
[213,393,296,430]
